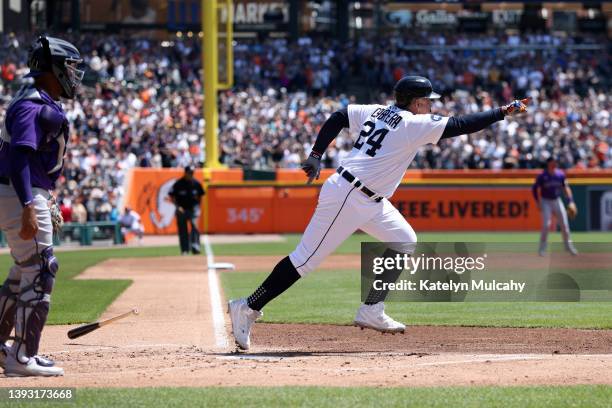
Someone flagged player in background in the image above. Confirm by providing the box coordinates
[0,36,84,376]
[228,75,529,350]
[119,207,145,244]
[532,157,578,256]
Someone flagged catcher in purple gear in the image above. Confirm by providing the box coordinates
[0,35,84,377]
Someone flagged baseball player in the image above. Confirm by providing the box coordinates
[532,157,578,256]
[228,76,529,350]
[0,36,84,376]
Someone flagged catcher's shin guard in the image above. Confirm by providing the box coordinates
[0,268,21,341]
[13,247,57,360]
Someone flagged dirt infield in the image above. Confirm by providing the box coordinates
[2,255,611,387]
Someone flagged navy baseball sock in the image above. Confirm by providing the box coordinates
[247,256,301,311]
[365,249,405,305]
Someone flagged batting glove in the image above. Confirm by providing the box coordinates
[502,98,530,116]
[301,151,322,184]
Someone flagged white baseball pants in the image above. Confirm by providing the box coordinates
[0,184,54,359]
[289,173,417,276]
[539,197,572,250]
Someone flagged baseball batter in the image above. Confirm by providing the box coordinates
[229,76,529,350]
[532,157,578,256]
[0,36,84,376]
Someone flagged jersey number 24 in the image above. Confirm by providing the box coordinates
[354,120,388,157]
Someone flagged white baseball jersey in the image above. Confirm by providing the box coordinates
[341,104,449,198]
[289,104,450,276]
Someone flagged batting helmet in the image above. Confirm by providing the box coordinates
[393,76,440,107]
[25,35,85,99]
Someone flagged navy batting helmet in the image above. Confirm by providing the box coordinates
[393,76,440,107]
[25,35,85,99]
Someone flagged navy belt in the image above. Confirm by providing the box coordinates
[336,167,383,202]
[0,176,9,185]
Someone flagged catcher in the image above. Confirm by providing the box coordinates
[0,35,84,377]
[532,157,578,256]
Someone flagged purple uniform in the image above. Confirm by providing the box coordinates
[532,169,567,201]
[0,85,68,191]
[0,35,82,377]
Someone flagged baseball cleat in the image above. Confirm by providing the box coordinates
[33,355,56,367]
[4,353,64,377]
[227,298,262,350]
[354,302,406,334]
[566,242,578,256]
[0,344,51,369]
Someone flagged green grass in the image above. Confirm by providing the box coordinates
[2,386,610,408]
[219,232,612,328]
[0,246,183,325]
[212,232,612,256]
[222,269,612,328]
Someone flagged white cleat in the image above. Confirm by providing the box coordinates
[354,302,406,334]
[33,355,56,367]
[4,354,64,377]
[0,342,55,369]
[227,298,262,350]
[566,242,579,256]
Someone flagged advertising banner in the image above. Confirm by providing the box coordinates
[389,187,538,231]
[125,169,612,235]
[206,185,540,233]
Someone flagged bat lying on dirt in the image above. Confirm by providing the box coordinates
[67,308,139,339]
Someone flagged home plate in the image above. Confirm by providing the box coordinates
[211,262,235,270]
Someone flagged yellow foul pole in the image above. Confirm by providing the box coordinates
[202,0,222,168]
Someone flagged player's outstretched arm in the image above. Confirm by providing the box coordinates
[301,108,349,184]
[440,98,529,140]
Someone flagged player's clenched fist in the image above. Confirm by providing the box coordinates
[502,98,530,116]
[301,151,322,184]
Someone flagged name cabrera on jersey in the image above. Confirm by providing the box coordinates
[340,104,449,198]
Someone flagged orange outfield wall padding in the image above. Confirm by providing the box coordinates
[206,185,540,233]
[126,168,611,234]
[124,168,242,235]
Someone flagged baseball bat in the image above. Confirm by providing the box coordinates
[67,308,139,339]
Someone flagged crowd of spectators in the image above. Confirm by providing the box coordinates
[225,32,610,170]
[0,31,610,221]
[1,32,205,222]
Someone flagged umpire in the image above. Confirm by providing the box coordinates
[168,166,205,255]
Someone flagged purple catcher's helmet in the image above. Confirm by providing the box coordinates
[26,35,85,99]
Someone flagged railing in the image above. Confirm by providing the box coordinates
[0,222,124,248]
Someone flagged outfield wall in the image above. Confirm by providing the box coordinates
[124,168,612,234]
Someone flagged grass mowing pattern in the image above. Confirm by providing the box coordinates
[4,385,611,408]
[0,246,183,325]
[221,269,612,328]
[212,232,612,256]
